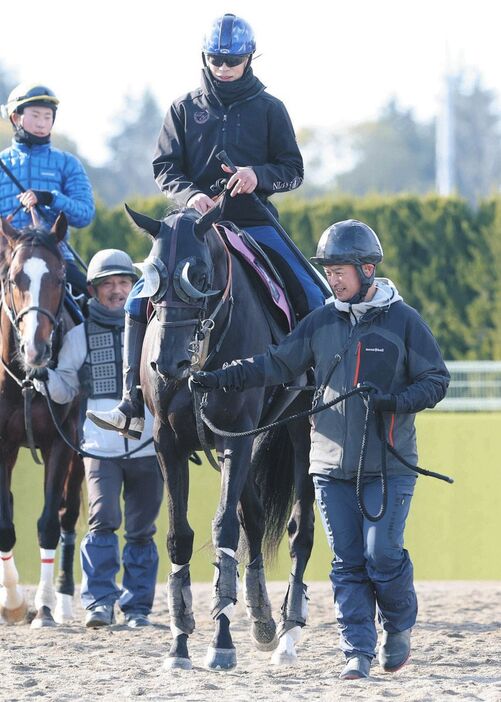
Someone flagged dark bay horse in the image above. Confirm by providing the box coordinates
[127,206,314,670]
[0,214,83,627]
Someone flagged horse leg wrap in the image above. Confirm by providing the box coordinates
[277,576,309,637]
[55,531,76,596]
[167,564,195,636]
[244,554,273,623]
[211,549,239,619]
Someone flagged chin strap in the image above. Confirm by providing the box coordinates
[346,264,375,304]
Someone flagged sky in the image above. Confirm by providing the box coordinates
[1,0,500,166]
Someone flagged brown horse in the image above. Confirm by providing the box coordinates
[0,214,83,627]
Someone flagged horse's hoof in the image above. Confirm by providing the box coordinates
[53,593,74,624]
[0,599,28,625]
[205,646,237,671]
[271,648,298,666]
[251,620,278,652]
[162,656,193,671]
[30,606,57,629]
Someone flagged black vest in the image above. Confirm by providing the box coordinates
[83,319,123,399]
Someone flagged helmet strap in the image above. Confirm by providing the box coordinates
[346,264,375,304]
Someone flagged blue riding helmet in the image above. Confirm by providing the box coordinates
[203,13,256,55]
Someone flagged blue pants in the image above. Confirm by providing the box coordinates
[125,224,327,320]
[80,456,163,614]
[313,474,417,659]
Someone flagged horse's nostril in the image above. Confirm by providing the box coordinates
[150,362,157,372]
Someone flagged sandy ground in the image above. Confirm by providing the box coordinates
[0,581,500,702]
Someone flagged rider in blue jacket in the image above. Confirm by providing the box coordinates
[87,13,328,442]
[0,83,95,299]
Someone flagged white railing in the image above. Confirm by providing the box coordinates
[434,361,501,411]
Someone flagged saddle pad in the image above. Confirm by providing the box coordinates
[218,224,293,331]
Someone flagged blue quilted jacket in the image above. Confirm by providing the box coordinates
[0,139,95,260]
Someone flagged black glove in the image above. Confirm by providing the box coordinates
[32,190,54,207]
[29,367,49,382]
[188,370,220,392]
[360,382,397,412]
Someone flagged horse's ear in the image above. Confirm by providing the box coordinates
[194,206,221,240]
[125,204,161,238]
[50,213,68,243]
[0,217,20,247]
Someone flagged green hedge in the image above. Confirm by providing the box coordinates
[73,194,501,360]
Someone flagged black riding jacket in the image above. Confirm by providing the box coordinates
[211,283,450,479]
[153,74,304,228]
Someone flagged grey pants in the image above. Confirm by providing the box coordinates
[85,455,163,541]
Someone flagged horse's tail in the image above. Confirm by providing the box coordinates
[251,424,295,562]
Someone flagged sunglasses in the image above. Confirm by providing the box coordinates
[206,54,249,68]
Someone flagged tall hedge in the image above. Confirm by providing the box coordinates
[72,194,500,360]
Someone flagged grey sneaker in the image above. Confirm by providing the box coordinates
[339,654,371,680]
[124,612,152,628]
[85,604,115,628]
[379,628,412,672]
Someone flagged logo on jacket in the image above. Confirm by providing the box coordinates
[365,347,384,352]
[194,110,210,125]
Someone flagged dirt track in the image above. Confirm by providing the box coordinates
[1,581,500,702]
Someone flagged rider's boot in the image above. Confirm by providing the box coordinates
[86,315,146,440]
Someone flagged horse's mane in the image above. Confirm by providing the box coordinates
[0,228,63,281]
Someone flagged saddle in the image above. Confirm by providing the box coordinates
[216,221,294,338]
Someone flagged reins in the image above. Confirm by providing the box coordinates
[193,384,454,522]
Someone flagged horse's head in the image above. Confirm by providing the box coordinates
[126,205,227,380]
[0,214,67,368]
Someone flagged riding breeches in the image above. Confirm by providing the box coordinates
[313,474,418,659]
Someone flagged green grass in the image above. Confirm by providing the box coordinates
[9,413,501,583]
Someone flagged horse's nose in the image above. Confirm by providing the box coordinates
[24,341,51,368]
[151,359,191,380]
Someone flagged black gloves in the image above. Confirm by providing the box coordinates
[189,370,220,392]
[361,382,397,412]
[32,190,54,207]
[29,367,49,382]
[371,391,397,412]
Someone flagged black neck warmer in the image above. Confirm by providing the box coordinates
[201,65,265,107]
[87,298,126,329]
[14,128,51,147]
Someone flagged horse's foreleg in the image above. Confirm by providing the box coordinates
[32,441,72,628]
[205,547,239,671]
[0,449,27,624]
[272,428,315,666]
[0,552,28,623]
[205,438,254,671]
[155,429,196,671]
[165,563,195,670]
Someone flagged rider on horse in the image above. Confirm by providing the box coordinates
[0,82,95,304]
[88,13,328,440]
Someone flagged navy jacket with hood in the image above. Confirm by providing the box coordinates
[210,280,450,479]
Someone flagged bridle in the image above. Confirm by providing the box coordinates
[152,224,234,371]
[0,238,66,357]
